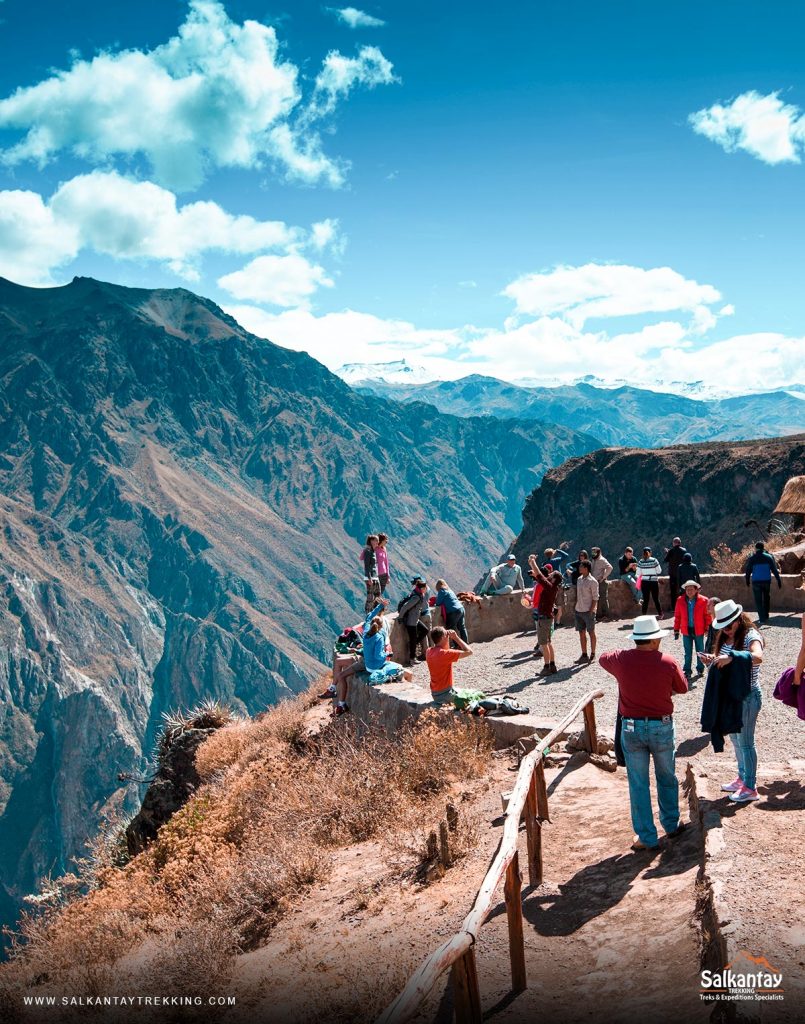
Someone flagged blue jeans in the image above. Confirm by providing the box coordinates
[682,633,705,675]
[751,582,771,622]
[621,718,680,846]
[729,687,762,790]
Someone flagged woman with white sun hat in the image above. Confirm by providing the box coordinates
[700,599,765,803]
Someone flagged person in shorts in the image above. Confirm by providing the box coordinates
[528,555,562,675]
[574,560,599,665]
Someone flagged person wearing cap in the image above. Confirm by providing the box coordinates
[677,552,701,589]
[480,554,525,595]
[397,576,431,665]
[700,600,764,803]
[434,579,469,642]
[663,537,688,608]
[744,541,782,625]
[599,616,688,851]
[673,580,711,681]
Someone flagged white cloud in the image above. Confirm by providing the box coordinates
[0,189,80,285]
[332,7,386,29]
[0,0,397,190]
[227,262,805,396]
[689,90,805,165]
[502,263,722,332]
[0,171,334,284]
[218,254,334,306]
[306,45,397,121]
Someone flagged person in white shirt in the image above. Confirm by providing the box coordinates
[590,546,613,620]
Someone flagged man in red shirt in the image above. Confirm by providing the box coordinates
[426,626,473,705]
[599,615,688,851]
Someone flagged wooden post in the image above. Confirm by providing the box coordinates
[451,947,482,1024]
[524,771,542,887]
[439,820,452,867]
[583,701,598,755]
[534,759,550,822]
[503,852,527,992]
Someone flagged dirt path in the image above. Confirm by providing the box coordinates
[232,754,710,1024]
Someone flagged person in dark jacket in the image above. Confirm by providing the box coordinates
[663,537,688,607]
[700,600,764,802]
[677,552,700,588]
[398,577,430,664]
[744,542,782,624]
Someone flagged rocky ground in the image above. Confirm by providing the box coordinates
[404,609,805,770]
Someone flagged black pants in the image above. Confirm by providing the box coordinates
[641,580,661,615]
[752,581,771,622]
[669,573,680,608]
[445,609,468,642]
[406,621,429,662]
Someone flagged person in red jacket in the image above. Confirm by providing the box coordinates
[673,580,712,682]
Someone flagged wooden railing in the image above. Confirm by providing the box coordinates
[376,687,606,1024]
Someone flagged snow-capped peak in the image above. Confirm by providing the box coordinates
[335,359,434,386]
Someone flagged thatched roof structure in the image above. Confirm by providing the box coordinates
[774,475,805,514]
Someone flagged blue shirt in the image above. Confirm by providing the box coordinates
[435,587,463,614]
[362,606,387,671]
[687,598,696,632]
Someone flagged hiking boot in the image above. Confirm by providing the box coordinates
[546,663,558,675]
[318,685,336,699]
[729,785,758,803]
[631,839,659,852]
[575,654,588,665]
[720,777,743,793]
[666,822,687,839]
[539,663,552,676]
[333,703,350,718]
[587,652,596,663]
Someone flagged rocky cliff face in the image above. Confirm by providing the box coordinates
[512,436,805,570]
[0,276,596,936]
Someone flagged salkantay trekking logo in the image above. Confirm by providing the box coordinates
[700,951,784,1003]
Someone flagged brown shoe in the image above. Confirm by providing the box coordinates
[575,654,588,665]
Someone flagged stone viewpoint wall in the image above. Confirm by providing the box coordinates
[389,575,805,659]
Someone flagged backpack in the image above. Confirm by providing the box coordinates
[397,592,418,615]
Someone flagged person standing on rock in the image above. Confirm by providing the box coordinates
[663,537,688,609]
[637,547,662,617]
[480,554,525,595]
[590,546,613,620]
[673,580,711,683]
[744,541,782,625]
[700,600,765,803]
[376,532,391,595]
[600,616,688,851]
[573,560,599,664]
[360,534,381,613]
[434,580,469,642]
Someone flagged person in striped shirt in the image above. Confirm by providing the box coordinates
[638,547,663,616]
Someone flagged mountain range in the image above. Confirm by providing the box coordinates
[0,276,596,937]
[339,363,805,449]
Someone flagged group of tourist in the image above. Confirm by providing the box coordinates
[335,528,799,854]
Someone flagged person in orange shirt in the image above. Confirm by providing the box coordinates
[426,626,473,705]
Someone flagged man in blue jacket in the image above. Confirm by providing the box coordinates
[744,542,782,624]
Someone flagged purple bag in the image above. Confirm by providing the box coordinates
[772,667,805,721]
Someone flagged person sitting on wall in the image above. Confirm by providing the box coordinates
[426,626,473,705]
[479,554,525,595]
[333,599,413,716]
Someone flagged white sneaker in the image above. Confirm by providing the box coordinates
[720,778,743,793]
[729,786,759,803]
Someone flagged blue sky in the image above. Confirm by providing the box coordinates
[1,0,804,393]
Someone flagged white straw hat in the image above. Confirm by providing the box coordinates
[631,615,670,641]
[713,599,742,630]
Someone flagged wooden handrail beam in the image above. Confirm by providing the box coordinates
[376,687,605,1024]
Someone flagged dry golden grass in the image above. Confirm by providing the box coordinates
[709,535,787,573]
[0,688,492,1013]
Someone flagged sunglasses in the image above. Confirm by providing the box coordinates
[721,620,738,631]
